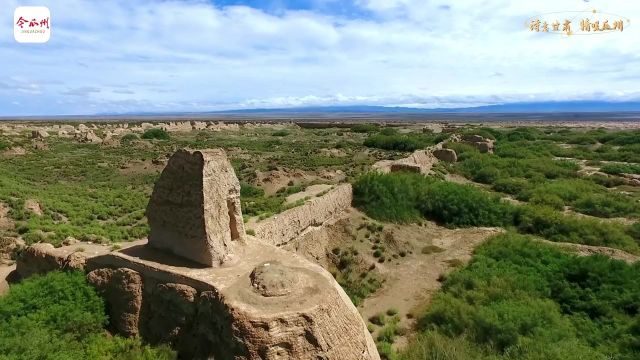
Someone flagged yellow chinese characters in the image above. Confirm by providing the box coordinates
[530,17,625,34]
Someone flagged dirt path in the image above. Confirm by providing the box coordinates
[357,222,502,346]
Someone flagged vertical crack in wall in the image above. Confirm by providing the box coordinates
[227,198,241,241]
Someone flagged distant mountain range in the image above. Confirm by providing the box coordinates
[215,101,640,114]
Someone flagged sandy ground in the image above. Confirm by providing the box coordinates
[334,211,504,348]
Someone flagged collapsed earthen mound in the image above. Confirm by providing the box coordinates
[250,261,301,297]
[460,134,494,153]
[433,148,457,163]
[373,150,437,174]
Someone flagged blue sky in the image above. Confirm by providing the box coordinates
[1,0,639,115]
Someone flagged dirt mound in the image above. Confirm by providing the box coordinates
[373,150,437,174]
[23,199,42,216]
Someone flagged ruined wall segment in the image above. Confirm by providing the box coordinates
[252,184,352,246]
[146,149,245,266]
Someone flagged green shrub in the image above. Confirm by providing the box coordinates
[377,321,402,344]
[515,205,639,253]
[518,179,604,204]
[418,182,514,228]
[354,173,514,227]
[400,331,482,360]
[627,222,640,241]
[444,142,479,159]
[529,193,566,210]
[0,271,174,359]
[364,134,422,151]
[354,172,640,253]
[573,193,640,218]
[141,128,170,140]
[600,163,640,175]
[272,130,290,137]
[587,174,626,188]
[351,124,379,133]
[491,177,531,195]
[370,313,387,326]
[377,341,398,360]
[352,173,426,223]
[120,133,139,143]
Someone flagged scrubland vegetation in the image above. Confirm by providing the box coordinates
[0,271,174,359]
[354,172,640,253]
[0,126,381,244]
[363,128,448,151]
[353,126,640,359]
[3,124,640,359]
[396,234,640,360]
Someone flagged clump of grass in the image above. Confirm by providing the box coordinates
[141,128,170,140]
[369,313,386,326]
[421,245,444,255]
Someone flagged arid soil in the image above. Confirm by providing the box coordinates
[357,220,502,345]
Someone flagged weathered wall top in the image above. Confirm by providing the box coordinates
[146,149,245,267]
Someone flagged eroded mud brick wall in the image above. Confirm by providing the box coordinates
[252,184,352,246]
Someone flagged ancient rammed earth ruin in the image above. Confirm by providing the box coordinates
[16,148,379,360]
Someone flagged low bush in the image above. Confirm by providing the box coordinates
[141,128,170,140]
[364,134,423,151]
[354,173,514,227]
[351,124,379,133]
[352,173,426,223]
[491,177,531,195]
[515,205,639,253]
[573,193,640,218]
[600,163,640,175]
[333,251,383,305]
[272,130,290,137]
[120,133,139,143]
[418,182,513,228]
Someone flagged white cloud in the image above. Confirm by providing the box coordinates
[0,0,638,115]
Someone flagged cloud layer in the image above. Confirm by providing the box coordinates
[1,0,639,115]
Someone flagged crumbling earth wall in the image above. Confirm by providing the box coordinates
[252,184,353,247]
